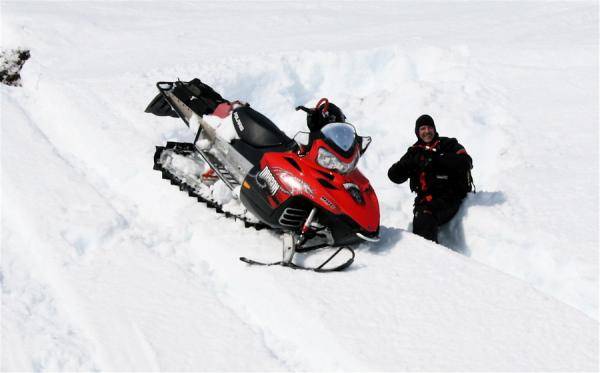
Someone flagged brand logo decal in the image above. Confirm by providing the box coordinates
[320,196,337,210]
[233,112,244,131]
[258,167,279,195]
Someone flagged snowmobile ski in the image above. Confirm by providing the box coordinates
[239,246,355,272]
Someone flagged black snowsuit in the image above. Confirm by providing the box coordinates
[388,135,472,242]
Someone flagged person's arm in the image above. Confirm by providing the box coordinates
[388,149,417,184]
[435,139,472,172]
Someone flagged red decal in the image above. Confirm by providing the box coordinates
[420,172,428,191]
[212,103,232,118]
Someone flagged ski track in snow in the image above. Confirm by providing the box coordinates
[3,84,290,371]
[2,2,598,371]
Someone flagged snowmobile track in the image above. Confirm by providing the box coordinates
[153,141,272,232]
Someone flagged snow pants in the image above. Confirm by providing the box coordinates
[413,197,462,243]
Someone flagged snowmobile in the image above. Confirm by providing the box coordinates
[145,78,380,271]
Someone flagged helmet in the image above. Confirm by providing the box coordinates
[316,98,346,123]
[307,98,346,131]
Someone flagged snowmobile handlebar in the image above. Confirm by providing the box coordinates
[295,105,314,114]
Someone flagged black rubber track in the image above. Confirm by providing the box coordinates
[153,141,272,231]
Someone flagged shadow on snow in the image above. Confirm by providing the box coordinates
[439,191,506,255]
[363,191,506,258]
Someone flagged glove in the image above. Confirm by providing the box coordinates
[413,148,437,171]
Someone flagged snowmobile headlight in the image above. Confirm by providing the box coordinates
[273,168,314,196]
[317,147,358,174]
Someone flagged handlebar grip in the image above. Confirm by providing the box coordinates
[295,105,313,113]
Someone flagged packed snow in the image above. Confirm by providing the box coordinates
[1,1,598,371]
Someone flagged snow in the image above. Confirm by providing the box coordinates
[200,112,240,143]
[1,1,598,371]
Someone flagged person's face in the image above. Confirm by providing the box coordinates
[418,125,436,143]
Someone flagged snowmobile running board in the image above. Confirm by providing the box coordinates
[193,146,240,191]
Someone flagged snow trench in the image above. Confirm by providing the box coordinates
[165,45,596,319]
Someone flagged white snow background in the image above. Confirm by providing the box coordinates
[1,1,598,371]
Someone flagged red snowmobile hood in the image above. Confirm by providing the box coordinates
[260,142,380,233]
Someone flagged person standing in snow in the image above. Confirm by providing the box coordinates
[388,114,473,243]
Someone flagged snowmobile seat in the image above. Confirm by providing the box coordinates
[232,106,293,148]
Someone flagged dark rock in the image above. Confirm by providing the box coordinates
[1,49,31,87]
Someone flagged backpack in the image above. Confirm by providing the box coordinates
[456,166,475,196]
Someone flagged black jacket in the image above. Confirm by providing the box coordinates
[388,136,472,204]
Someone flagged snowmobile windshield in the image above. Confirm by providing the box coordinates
[317,122,360,174]
[321,122,357,153]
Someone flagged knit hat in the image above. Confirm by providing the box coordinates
[415,114,435,131]
[415,114,436,137]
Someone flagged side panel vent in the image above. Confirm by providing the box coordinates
[318,178,337,190]
[278,207,308,228]
[284,157,302,172]
[317,170,334,180]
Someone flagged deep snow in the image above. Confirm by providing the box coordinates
[1,1,598,371]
